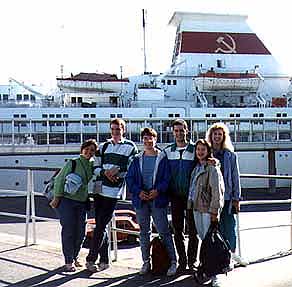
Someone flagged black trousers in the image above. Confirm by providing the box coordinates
[171,194,199,267]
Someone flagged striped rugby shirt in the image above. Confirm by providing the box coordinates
[94,138,138,199]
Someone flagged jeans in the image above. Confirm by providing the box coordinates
[171,194,199,267]
[136,201,176,263]
[219,200,236,252]
[56,197,87,264]
[86,193,117,264]
[193,211,211,240]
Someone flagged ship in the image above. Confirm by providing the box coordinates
[0,11,291,194]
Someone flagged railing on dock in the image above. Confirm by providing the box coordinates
[0,166,292,263]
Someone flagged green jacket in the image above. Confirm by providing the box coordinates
[53,155,94,202]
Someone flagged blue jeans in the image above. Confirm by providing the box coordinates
[56,197,87,264]
[86,193,117,264]
[136,201,176,263]
[219,200,236,252]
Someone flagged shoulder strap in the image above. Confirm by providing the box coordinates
[71,159,76,173]
[100,141,110,165]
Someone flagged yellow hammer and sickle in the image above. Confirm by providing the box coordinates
[215,34,237,53]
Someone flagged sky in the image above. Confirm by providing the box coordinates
[0,0,291,91]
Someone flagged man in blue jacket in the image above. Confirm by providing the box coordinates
[163,119,199,273]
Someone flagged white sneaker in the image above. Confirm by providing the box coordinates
[85,261,98,273]
[166,262,177,276]
[211,276,221,287]
[232,253,249,266]
[139,262,151,275]
[98,262,110,271]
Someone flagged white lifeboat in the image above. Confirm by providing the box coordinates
[194,70,263,92]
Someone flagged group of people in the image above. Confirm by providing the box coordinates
[49,118,248,287]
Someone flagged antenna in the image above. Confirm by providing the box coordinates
[142,9,147,74]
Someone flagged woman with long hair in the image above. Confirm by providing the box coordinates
[206,123,248,267]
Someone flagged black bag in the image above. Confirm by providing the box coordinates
[150,236,171,275]
[198,223,231,278]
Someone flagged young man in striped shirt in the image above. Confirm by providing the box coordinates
[86,118,138,272]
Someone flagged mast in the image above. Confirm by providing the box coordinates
[142,9,147,74]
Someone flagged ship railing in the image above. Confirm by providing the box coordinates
[0,167,292,263]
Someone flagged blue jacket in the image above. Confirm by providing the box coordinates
[163,141,196,197]
[216,149,241,202]
[126,151,170,209]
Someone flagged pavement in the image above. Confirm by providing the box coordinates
[1,218,292,287]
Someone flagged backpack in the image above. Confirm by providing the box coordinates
[198,223,231,278]
[150,236,171,275]
[43,159,76,202]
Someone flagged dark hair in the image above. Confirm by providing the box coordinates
[110,118,126,130]
[141,127,157,138]
[194,139,212,161]
[80,139,98,153]
[172,119,188,130]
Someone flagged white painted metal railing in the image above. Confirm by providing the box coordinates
[0,167,292,264]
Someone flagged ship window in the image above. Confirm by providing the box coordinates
[21,114,26,118]
[30,95,36,101]
[3,94,8,101]
[212,114,216,117]
[24,94,29,101]
[91,122,96,126]
[90,114,96,118]
[42,114,48,118]
[206,114,210,117]
[110,114,116,118]
[56,114,62,118]
[175,113,180,117]
[236,114,240,117]
[217,59,224,68]
[253,113,258,117]
[0,95,2,101]
[149,114,152,118]
[213,96,217,104]
[240,96,244,104]
[276,113,281,117]
[56,122,62,126]
[17,94,22,101]
[259,113,264,117]
[13,114,20,118]
[77,97,82,103]
[42,122,47,126]
[283,113,287,117]
[63,114,69,118]
[84,114,89,118]
[230,114,234,117]
[167,80,171,85]
[173,80,177,85]
[49,114,55,118]
[83,122,89,126]
[161,80,165,84]
[20,123,27,127]
[71,97,76,104]
[117,114,123,118]
[168,114,174,118]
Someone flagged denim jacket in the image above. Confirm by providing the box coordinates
[126,151,170,209]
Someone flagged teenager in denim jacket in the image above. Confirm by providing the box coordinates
[126,127,177,276]
[206,123,248,267]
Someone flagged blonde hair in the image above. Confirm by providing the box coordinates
[205,122,234,152]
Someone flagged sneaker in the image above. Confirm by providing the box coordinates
[139,262,151,275]
[86,261,98,273]
[232,253,249,266]
[211,276,221,287]
[64,263,76,272]
[166,262,177,276]
[98,262,110,271]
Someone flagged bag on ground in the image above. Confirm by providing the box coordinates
[198,223,231,277]
[150,236,171,275]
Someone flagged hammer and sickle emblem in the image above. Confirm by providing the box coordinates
[215,34,237,53]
